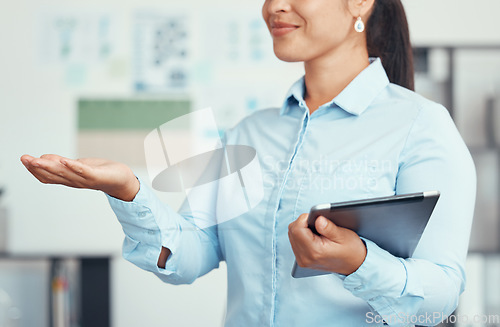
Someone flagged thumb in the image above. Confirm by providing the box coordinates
[315,216,341,242]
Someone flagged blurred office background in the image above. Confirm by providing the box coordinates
[0,0,499,326]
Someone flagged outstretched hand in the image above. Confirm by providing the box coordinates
[288,213,367,276]
[20,154,140,201]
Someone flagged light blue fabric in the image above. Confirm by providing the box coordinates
[107,58,476,327]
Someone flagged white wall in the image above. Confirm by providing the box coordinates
[403,0,500,46]
[1,1,499,326]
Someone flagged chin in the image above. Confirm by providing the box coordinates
[273,47,304,63]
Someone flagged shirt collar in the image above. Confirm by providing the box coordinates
[280,77,306,115]
[280,58,390,116]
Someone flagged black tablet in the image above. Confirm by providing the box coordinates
[292,191,440,278]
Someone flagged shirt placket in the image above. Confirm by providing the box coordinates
[270,103,310,326]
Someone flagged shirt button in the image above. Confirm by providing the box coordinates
[138,211,147,218]
[354,286,363,291]
[148,230,155,235]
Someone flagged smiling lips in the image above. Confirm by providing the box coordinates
[270,22,299,37]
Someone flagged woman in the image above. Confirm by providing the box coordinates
[21,0,476,326]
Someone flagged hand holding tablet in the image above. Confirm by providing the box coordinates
[291,191,440,278]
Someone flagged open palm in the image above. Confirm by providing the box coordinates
[20,154,139,201]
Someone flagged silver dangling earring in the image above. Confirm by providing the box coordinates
[354,16,365,33]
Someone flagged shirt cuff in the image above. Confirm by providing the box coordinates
[106,177,162,237]
[106,177,182,274]
[343,237,407,315]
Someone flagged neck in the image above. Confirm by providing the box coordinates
[303,43,370,114]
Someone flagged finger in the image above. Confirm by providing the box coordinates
[20,154,36,166]
[31,157,89,185]
[40,154,65,162]
[288,213,309,237]
[315,216,342,243]
[25,165,72,185]
[60,158,90,177]
[21,154,41,168]
[289,219,323,268]
[290,213,308,228]
[32,156,67,173]
[288,226,315,260]
[298,212,309,226]
[289,214,319,247]
[22,155,73,180]
[22,157,43,169]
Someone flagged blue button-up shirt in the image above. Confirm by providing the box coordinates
[108,58,476,327]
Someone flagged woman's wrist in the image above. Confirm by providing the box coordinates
[157,246,171,269]
[104,174,140,202]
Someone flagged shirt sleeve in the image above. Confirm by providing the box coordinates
[343,103,476,326]
[107,176,223,285]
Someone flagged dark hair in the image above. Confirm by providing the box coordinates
[366,0,414,91]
